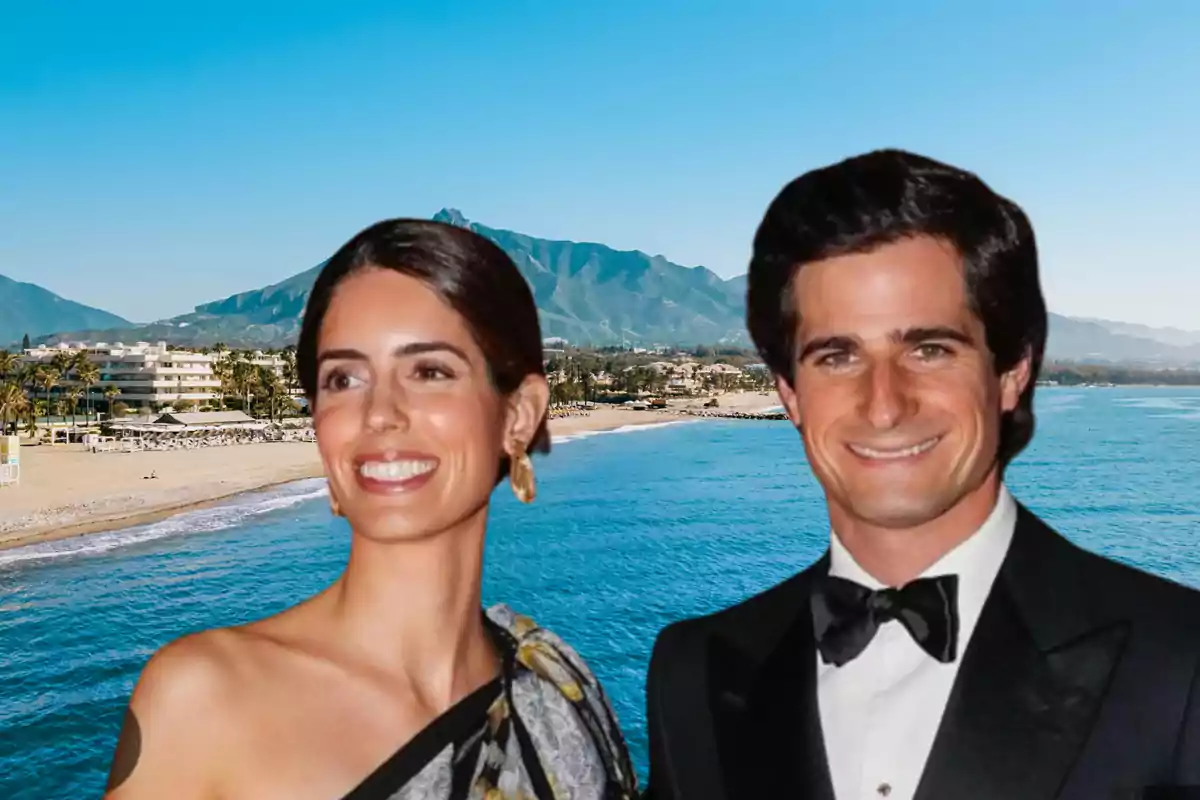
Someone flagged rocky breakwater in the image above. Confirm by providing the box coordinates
[671,408,788,421]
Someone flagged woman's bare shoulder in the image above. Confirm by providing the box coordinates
[103,625,277,799]
[135,626,251,705]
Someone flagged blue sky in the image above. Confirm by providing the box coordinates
[1,1,1197,328]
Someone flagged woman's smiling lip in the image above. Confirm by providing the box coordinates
[353,451,440,494]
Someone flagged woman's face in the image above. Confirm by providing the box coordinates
[313,267,547,542]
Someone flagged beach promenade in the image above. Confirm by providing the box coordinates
[0,391,781,552]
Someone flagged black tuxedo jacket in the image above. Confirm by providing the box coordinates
[643,503,1200,799]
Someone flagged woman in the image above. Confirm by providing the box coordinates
[105,219,638,799]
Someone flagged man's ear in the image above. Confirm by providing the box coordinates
[775,373,802,429]
[504,374,550,454]
[999,350,1033,413]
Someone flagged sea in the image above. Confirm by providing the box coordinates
[2,386,1199,799]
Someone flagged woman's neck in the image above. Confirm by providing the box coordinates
[323,506,499,710]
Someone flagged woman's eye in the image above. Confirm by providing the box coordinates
[320,369,364,392]
[413,362,454,381]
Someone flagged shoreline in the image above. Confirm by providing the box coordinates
[0,447,326,554]
[0,475,325,554]
[0,393,781,554]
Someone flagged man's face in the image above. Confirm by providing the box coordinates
[776,236,1030,531]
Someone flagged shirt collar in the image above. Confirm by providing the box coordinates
[828,483,1018,648]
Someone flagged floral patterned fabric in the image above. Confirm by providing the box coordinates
[372,604,639,800]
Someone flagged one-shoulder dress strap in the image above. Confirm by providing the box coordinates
[483,604,640,799]
[341,676,502,800]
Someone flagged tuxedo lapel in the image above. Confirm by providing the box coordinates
[707,556,835,800]
[914,506,1130,800]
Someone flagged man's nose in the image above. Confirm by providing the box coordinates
[860,361,913,430]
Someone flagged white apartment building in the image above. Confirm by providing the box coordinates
[19,341,289,411]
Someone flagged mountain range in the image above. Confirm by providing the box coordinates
[3,210,1198,366]
[0,274,131,346]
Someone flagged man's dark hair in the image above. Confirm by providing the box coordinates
[746,148,1047,467]
[297,218,550,473]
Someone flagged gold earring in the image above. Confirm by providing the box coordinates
[509,448,536,504]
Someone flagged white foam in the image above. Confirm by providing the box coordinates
[0,479,329,567]
[552,418,700,444]
[1114,396,1199,410]
[1,419,703,566]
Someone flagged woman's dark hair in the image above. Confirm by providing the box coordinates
[297,218,550,468]
[746,148,1047,468]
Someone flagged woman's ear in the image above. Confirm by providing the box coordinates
[504,374,550,454]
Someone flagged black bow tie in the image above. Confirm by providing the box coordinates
[812,573,960,667]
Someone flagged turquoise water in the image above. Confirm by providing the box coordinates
[2,387,1199,799]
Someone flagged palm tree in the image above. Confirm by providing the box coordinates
[255,365,285,423]
[280,345,299,395]
[549,381,568,407]
[33,366,59,421]
[49,352,74,411]
[73,357,100,424]
[17,363,35,399]
[620,367,639,395]
[65,387,83,428]
[0,350,17,381]
[231,355,259,413]
[25,399,46,437]
[213,350,237,410]
[103,386,121,419]
[0,381,28,435]
[50,351,74,379]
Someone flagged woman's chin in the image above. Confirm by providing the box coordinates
[343,500,490,546]
[347,517,448,545]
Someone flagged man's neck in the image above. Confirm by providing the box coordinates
[829,473,1003,587]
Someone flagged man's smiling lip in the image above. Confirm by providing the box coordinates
[845,435,942,463]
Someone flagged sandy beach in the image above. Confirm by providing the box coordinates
[0,391,781,552]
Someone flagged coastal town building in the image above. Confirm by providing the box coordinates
[153,410,259,427]
[617,359,751,395]
[17,341,291,411]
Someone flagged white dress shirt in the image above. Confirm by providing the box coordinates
[817,484,1018,800]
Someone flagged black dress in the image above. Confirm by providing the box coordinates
[338,604,639,800]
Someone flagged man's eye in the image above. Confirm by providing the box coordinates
[914,343,952,360]
[816,351,855,368]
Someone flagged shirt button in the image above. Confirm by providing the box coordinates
[877,783,892,797]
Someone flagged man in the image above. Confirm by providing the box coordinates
[643,149,1200,800]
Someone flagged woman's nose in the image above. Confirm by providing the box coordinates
[364,381,410,432]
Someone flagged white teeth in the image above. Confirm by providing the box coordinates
[849,437,940,460]
[358,460,437,481]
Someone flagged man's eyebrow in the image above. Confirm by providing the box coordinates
[797,335,858,362]
[315,341,472,366]
[796,326,975,362]
[894,326,974,346]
